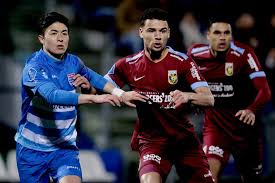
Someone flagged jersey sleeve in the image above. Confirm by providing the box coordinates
[76,57,108,91]
[22,63,79,105]
[243,47,266,79]
[104,58,127,88]
[181,57,209,90]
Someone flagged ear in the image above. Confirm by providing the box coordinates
[38,35,44,44]
[206,31,210,41]
[167,28,170,38]
[139,27,143,38]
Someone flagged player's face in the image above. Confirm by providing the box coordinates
[38,22,69,59]
[139,19,170,53]
[207,22,232,53]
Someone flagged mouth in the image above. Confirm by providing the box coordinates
[153,43,162,49]
[217,42,227,49]
[57,45,65,49]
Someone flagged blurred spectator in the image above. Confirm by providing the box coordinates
[179,12,207,51]
[115,0,160,56]
[0,1,15,55]
[265,48,275,108]
[234,13,259,51]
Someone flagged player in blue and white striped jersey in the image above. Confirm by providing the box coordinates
[15,12,147,183]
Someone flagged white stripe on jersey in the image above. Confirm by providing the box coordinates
[170,54,184,61]
[193,50,209,57]
[247,53,259,71]
[22,128,77,147]
[27,113,77,129]
[126,52,143,63]
[191,46,209,54]
[168,47,188,60]
[230,42,245,54]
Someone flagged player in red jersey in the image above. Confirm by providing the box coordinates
[188,16,271,183]
[105,8,215,183]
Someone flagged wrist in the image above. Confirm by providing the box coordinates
[111,88,125,97]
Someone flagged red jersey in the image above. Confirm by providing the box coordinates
[188,42,267,139]
[106,47,208,145]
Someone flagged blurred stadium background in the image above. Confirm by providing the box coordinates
[0,0,275,182]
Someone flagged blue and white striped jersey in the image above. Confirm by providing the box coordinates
[15,49,107,151]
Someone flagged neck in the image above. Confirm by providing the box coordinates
[43,48,64,61]
[210,48,228,58]
[145,47,168,63]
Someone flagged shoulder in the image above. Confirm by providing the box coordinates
[117,51,144,65]
[229,41,248,55]
[24,51,46,71]
[65,53,83,64]
[188,44,211,59]
[167,46,189,62]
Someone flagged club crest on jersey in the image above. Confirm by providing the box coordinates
[225,63,233,76]
[168,70,178,85]
[67,73,76,86]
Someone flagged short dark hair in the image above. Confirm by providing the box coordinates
[38,12,69,35]
[207,15,232,30]
[140,8,169,27]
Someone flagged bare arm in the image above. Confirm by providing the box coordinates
[170,87,214,108]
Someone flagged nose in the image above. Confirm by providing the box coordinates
[57,34,63,42]
[154,32,161,39]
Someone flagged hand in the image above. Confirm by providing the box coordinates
[170,90,190,108]
[120,91,148,107]
[235,109,255,126]
[73,74,97,94]
[92,94,121,107]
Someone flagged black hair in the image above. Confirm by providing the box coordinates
[38,12,69,35]
[140,8,169,27]
[207,15,232,30]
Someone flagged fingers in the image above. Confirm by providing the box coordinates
[170,90,189,108]
[235,110,255,126]
[124,101,136,108]
[73,74,90,89]
[108,95,121,107]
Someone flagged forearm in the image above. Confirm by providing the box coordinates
[78,94,96,104]
[103,82,125,97]
[247,77,271,113]
[188,90,214,106]
[38,83,79,105]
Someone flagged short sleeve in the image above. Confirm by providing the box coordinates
[242,48,266,79]
[105,58,127,88]
[181,58,209,90]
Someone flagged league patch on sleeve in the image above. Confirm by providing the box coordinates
[28,68,37,81]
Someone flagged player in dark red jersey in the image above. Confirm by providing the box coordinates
[105,8,214,183]
[188,16,271,183]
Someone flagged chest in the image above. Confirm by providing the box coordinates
[47,63,78,90]
[127,61,183,92]
[197,58,244,82]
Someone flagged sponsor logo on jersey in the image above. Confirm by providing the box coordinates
[134,75,145,81]
[207,145,224,157]
[225,63,233,76]
[143,153,161,164]
[67,73,76,86]
[190,62,201,80]
[168,70,178,85]
[247,53,259,71]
